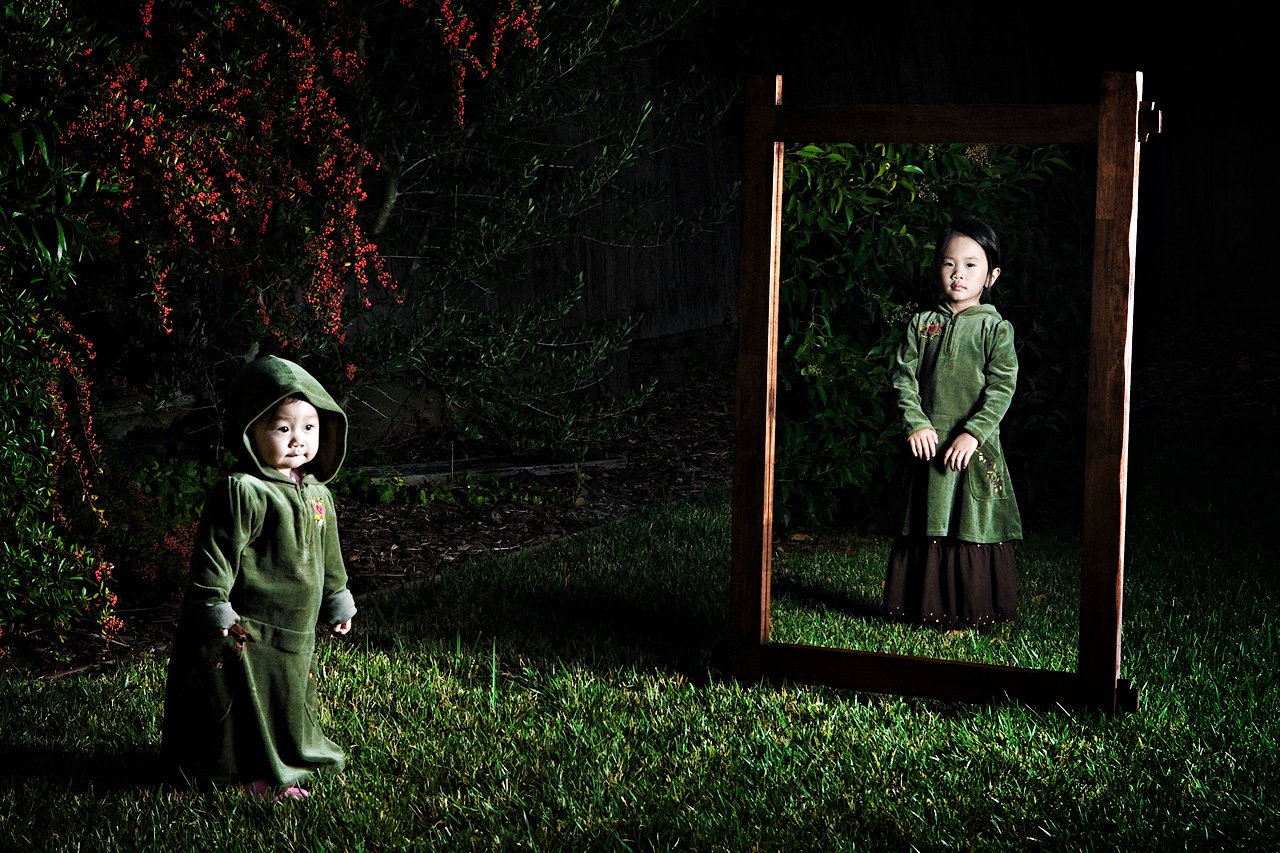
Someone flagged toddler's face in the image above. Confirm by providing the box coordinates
[251,397,320,480]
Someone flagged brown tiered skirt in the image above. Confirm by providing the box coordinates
[881,537,1017,628]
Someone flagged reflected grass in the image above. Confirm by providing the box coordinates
[769,529,1080,670]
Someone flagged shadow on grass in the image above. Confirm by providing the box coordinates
[0,745,169,792]
[771,576,884,622]
[353,492,734,682]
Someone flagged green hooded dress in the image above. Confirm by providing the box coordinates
[161,356,357,788]
[892,303,1023,543]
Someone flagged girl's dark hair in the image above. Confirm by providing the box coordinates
[935,217,1002,271]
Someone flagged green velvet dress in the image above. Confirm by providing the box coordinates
[161,356,357,787]
[881,304,1022,627]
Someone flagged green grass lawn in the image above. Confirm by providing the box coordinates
[2,440,1276,851]
[770,528,1079,670]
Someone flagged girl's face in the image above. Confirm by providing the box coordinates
[938,233,1000,314]
[251,397,320,480]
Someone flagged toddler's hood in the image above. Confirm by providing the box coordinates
[228,355,347,483]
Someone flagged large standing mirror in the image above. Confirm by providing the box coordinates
[767,136,1095,674]
[728,72,1159,712]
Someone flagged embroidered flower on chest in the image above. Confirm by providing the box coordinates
[920,321,944,340]
[312,499,326,527]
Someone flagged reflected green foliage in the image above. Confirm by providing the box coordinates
[777,142,1093,531]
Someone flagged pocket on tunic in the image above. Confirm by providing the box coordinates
[967,444,1009,501]
[192,635,245,725]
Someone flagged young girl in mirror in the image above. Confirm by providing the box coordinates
[881,217,1022,628]
[162,355,356,801]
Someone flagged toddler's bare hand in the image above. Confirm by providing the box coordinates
[331,619,353,636]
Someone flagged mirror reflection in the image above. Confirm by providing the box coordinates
[767,141,1095,670]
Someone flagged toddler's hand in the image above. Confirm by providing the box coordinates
[224,622,250,647]
[331,619,353,636]
[908,428,939,460]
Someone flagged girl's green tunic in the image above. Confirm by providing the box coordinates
[161,356,357,787]
[893,303,1023,543]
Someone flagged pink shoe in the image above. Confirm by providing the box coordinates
[244,779,310,801]
[275,786,311,802]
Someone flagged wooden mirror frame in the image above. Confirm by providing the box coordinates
[728,71,1160,713]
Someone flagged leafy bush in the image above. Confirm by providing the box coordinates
[776,142,1093,531]
[0,1,120,657]
[402,278,653,456]
[94,451,223,601]
[54,0,725,460]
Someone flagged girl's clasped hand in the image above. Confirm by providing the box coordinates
[907,426,979,471]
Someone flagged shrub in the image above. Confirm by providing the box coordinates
[344,0,731,456]
[52,0,727,460]
[1,0,120,656]
[95,452,221,601]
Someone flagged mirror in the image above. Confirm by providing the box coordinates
[766,139,1095,674]
[728,73,1157,712]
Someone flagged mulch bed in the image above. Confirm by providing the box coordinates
[2,373,735,679]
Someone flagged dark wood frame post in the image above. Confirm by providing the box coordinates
[728,74,784,682]
[728,71,1157,712]
[1078,72,1157,711]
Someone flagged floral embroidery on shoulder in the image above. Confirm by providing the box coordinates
[312,499,326,527]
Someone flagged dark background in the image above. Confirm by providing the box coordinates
[695,1,1273,450]
[724,1,1271,334]
[462,3,1271,401]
